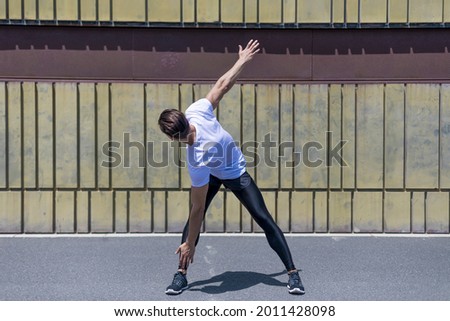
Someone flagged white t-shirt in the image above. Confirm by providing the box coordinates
[185,98,246,187]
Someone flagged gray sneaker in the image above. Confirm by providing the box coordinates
[287,271,305,295]
[165,271,188,295]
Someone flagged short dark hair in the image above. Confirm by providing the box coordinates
[158,109,190,139]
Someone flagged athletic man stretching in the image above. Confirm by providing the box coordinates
[158,39,305,295]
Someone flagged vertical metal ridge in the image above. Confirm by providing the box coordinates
[403,84,407,190]
[340,84,344,191]
[409,191,413,233]
[112,190,116,232]
[330,0,334,27]
[357,0,361,27]
[126,190,130,233]
[291,84,295,191]
[53,0,57,21]
[312,191,316,232]
[242,0,246,26]
[424,191,427,233]
[194,0,198,26]
[277,83,281,190]
[77,0,81,22]
[109,0,113,24]
[218,0,222,26]
[143,83,148,190]
[442,0,446,26]
[145,0,148,25]
[21,0,25,21]
[5,82,9,190]
[87,190,91,232]
[382,84,387,232]
[386,0,390,27]
[20,82,24,190]
[256,0,259,26]
[94,83,99,190]
[439,83,443,191]
[382,189,385,232]
[74,189,78,233]
[76,82,81,189]
[21,190,25,233]
[354,84,358,190]
[51,83,56,232]
[34,82,39,188]
[344,0,347,27]
[150,190,154,232]
[107,83,112,189]
[382,84,386,192]
[406,0,410,27]
[350,190,354,232]
[438,83,442,191]
[52,82,56,189]
[180,0,184,27]
[5,0,9,21]
[35,0,39,22]
[95,0,99,23]
[326,84,331,233]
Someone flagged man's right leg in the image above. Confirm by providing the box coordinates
[165,175,222,295]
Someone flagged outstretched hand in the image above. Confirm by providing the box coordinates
[176,242,195,270]
[238,39,260,63]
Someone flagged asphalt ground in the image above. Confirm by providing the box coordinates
[0,234,449,301]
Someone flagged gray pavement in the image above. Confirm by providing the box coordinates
[0,234,449,301]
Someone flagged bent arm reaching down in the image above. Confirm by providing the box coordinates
[206,39,260,109]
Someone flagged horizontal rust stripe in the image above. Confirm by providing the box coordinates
[0,26,449,82]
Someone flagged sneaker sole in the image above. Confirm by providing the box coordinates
[287,285,305,295]
[165,286,188,295]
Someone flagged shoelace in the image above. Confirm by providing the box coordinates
[289,272,300,284]
[173,273,186,287]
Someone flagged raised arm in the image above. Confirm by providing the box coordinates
[206,39,260,109]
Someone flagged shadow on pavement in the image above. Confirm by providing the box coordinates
[188,271,287,294]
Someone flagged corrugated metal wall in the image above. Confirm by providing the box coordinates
[0,1,449,234]
[0,82,449,233]
[1,0,450,26]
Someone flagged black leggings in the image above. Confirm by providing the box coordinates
[181,172,296,272]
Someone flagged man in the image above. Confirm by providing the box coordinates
[158,39,304,295]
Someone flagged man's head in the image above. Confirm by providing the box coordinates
[158,109,190,141]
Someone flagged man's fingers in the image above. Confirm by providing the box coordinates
[252,48,260,55]
[242,39,259,55]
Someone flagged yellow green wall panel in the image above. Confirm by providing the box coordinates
[2,0,449,25]
[148,0,180,22]
[0,81,449,234]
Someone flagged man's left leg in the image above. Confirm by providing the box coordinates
[225,172,305,294]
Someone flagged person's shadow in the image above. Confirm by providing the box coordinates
[187,270,290,294]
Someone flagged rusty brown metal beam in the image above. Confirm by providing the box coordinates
[0,26,449,82]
